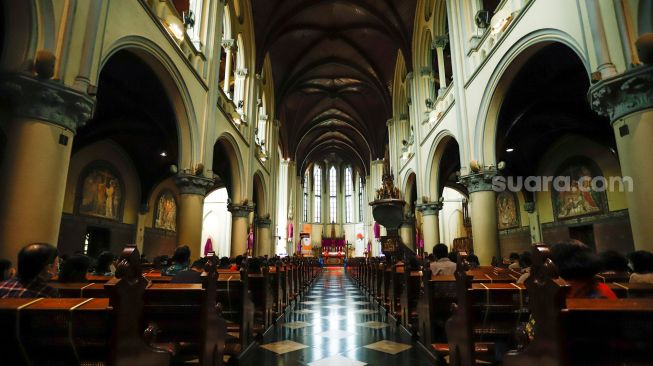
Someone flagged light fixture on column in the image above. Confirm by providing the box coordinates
[506,148,514,152]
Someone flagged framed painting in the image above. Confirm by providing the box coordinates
[496,191,520,230]
[154,191,177,231]
[77,162,123,221]
[552,157,605,221]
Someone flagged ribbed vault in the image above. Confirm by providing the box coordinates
[251,0,418,175]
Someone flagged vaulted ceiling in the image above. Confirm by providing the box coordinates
[251,0,418,175]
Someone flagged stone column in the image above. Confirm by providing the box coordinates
[586,0,618,79]
[234,68,248,109]
[460,172,499,265]
[256,217,272,256]
[432,35,449,96]
[417,202,442,252]
[175,174,213,257]
[590,64,653,251]
[524,202,542,243]
[228,203,254,256]
[0,74,94,263]
[400,215,416,251]
[221,39,235,98]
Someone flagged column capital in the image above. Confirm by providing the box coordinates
[255,218,272,227]
[235,68,248,78]
[432,35,449,49]
[402,215,416,226]
[416,202,443,216]
[459,171,497,193]
[589,65,653,122]
[221,39,236,49]
[524,201,536,213]
[386,118,394,127]
[175,174,214,195]
[228,202,255,217]
[0,73,94,132]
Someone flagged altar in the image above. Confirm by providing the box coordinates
[321,237,346,265]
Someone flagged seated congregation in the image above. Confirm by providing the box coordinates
[0,243,320,365]
[0,240,651,365]
[347,240,653,366]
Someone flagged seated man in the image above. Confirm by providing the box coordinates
[162,245,191,276]
[58,254,91,282]
[0,259,14,281]
[430,243,456,276]
[171,257,207,284]
[0,243,60,298]
[93,251,115,276]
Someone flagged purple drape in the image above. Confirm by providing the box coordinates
[247,228,254,251]
[287,222,293,239]
[373,222,380,239]
[204,237,214,256]
[321,238,346,251]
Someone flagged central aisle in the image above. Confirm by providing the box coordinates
[242,267,433,365]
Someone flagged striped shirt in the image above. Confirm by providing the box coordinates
[0,277,59,298]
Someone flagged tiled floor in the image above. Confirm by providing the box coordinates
[241,266,434,366]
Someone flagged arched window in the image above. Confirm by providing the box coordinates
[233,35,247,111]
[345,167,353,223]
[302,178,308,223]
[256,96,268,150]
[358,176,364,222]
[329,166,337,223]
[431,10,453,93]
[186,0,204,49]
[313,166,322,222]
[219,5,236,100]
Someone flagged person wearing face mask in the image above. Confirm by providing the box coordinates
[0,243,60,298]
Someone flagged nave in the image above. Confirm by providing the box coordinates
[243,267,432,366]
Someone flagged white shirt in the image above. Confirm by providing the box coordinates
[430,258,457,276]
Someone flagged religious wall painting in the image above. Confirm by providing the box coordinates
[78,163,123,221]
[552,157,605,221]
[154,191,177,231]
[496,191,519,230]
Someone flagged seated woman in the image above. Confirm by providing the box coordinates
[59,254,91,282]
[93,251,115,276]
[550,240,616,299]
[628,250,653,284]
[516,251,532,284]
[508,252,521,270]
[162,245,191,276]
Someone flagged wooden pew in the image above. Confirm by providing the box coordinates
[504,245,653,366]
[268,263,283,320]
[417,266,458,357]
[442,254,529,366]
[608,282,653,298]
[400,265,422,335]
[247,266,274,336]
[387,262,405,322]
[0,247,228,366]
